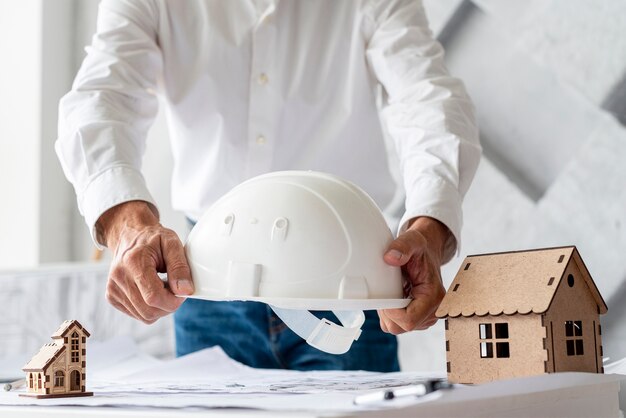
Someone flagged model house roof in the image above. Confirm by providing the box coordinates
[22,342,65,372]
[436,246,607,318]
[51,319,91,339]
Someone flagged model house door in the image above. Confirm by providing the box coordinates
[70,370,80,391]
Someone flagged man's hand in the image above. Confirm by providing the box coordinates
[378,217,454,334]
[97,201,194,324]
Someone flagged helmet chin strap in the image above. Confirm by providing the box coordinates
[269,306,365,355]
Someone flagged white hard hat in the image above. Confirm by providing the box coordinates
[185,171,409,354]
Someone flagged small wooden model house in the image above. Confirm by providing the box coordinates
[436,246,607,384]
[21,320,93,398]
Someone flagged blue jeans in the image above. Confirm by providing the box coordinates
[174,299,399,371]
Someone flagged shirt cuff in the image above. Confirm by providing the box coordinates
[397,177,463,254]
[78,166,158,249]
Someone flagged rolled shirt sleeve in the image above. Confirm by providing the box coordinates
[55,0,161,248]
[366,0,482,251]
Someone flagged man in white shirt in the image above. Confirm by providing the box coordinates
[57,0,481,371]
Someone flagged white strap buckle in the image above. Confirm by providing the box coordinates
[306,318,362,355]
[270,306,365,355]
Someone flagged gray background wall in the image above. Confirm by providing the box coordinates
[402,0,626,372]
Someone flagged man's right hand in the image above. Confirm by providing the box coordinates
[97,201,194,324]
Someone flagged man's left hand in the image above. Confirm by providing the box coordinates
[378,217,454,334]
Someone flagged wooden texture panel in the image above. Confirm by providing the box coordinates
[446,314,546,384]
[543,259,603,374]
[437,246,606,318]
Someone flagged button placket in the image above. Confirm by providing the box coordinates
[246,11,277,178]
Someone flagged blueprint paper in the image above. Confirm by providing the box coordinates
[0,338,444,412]
[87,338,443,395]
[605,357,626,375]
[0,337,623,415]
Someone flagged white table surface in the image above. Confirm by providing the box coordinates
[0,406,320,418]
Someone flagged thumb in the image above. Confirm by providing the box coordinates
[383,230,427,267]
[161,233,195,295]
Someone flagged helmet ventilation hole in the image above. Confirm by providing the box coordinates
[222,213,235,236]
[271,217,289,241]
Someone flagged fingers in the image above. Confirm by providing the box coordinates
[378,311,388,333]
[383,230,427,267]
[379,304,440,335]
[378,310,409,335]
[106,226,192,324]
[131,267,185,313]
[106,280,136,318]
[380,228,445,334]
[160,233,194,296]
[109,265,178,324]
[380,277,445,333]
[384,300,438,332]
[127,245,186,312]
[106,279,161,323]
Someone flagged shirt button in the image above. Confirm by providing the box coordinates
[256,135,266,145]
[258,73,269,85]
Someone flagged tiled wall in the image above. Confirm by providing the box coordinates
[399,0,626,372]
[0,265,174,361]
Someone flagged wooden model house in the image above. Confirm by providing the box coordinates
[436,246,607,384]
[21,320,93,398]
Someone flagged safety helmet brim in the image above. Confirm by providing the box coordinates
[182,294,410,311]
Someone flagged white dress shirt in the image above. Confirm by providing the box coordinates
[56,0,481,249]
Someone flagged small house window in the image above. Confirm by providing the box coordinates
[479,323,510,358]
[567,274,575,287]
[29,373,33,388]
[37,373,42,389]
[496,342,510,357]
[495,323,509,338]
[565,320,584,356]
[479,323,492,339]
[54,371,65,387]
[480,341,493,358]
[479,323,493,358]
[70,331,80,363]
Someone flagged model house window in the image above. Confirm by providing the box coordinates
[29,373,33,388]
[479,323,510,358]
[70,331,79,363]
[54,371,65,387]
[479,323,493,358]
[37,373,42,389]
[565,320,583,356]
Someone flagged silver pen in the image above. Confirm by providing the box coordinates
[4,379,26,392]
[353,379,452,405]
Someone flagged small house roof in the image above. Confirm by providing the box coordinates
[51,319,91,339]
[436,246,607,318]
[22,342,65,372]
